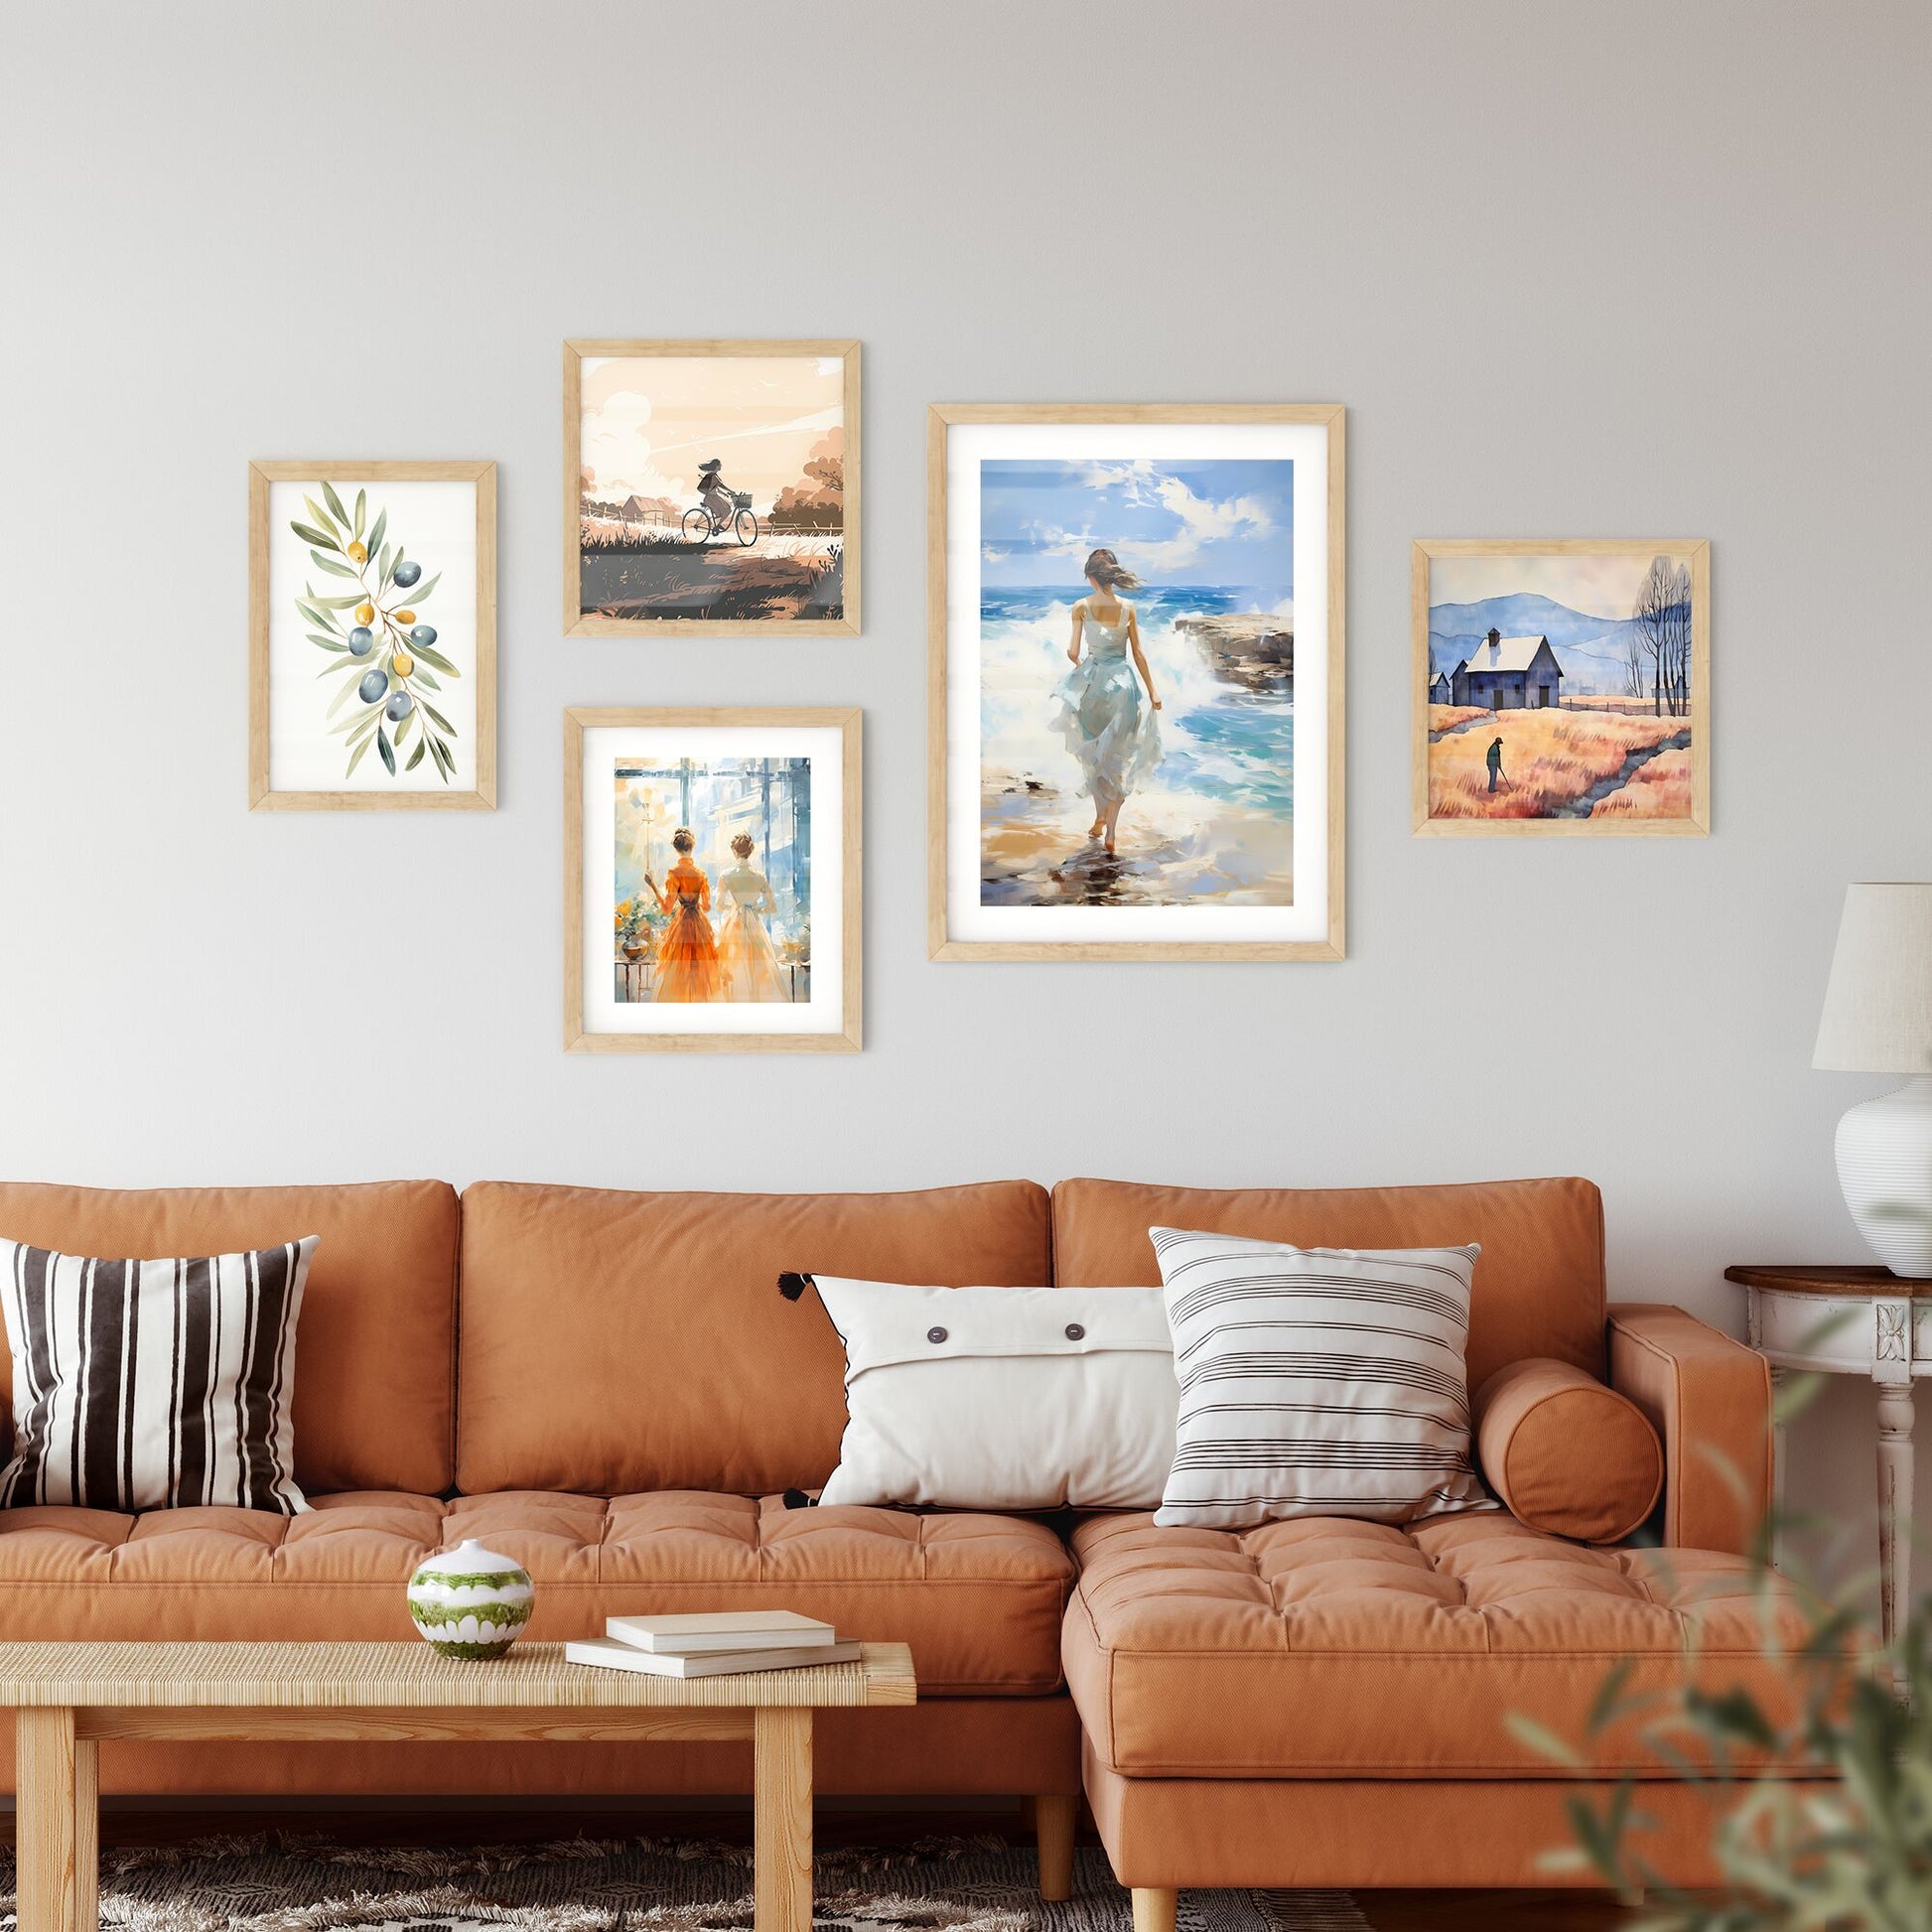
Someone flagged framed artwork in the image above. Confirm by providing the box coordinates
[564,340,860,635]
[1412,539,1711,836]
[564,707,862,1053]
[926,404,1345,962]
[248,461,495,811]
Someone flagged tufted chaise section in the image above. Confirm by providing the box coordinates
[1065,1511,1824,1779]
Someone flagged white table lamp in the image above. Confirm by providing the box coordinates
[1814,882,1932,1276]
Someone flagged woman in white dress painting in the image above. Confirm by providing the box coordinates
[1052,547,1164,855]
[715,833,788,1002]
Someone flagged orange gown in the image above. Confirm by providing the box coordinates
[652,860,722,1003]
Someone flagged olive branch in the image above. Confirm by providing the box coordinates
[290,482,463,781]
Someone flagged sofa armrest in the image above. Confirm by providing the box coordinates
[1607,1304,1772,1555]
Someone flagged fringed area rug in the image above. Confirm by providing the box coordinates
[0,1835,1370,1932]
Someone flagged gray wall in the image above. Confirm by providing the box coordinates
[1,2,1926,1593]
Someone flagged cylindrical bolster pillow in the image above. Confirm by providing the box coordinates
[1474,1357,1664,1544]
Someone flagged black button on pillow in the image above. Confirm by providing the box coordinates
[926,1325,948,1344]
[1065,1322,1086,1340]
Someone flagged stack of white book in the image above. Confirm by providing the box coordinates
[565,1610,861,1679]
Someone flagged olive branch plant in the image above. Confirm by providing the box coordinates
[290,481,463,781]
[1514,1339,1931,1930]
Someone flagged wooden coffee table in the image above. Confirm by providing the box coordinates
[0,1638,915,1932]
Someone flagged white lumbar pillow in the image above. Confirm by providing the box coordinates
[807,1276,1177,1510]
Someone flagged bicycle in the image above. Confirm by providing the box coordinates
[682,492,759,547]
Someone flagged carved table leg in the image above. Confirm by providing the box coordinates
[1877,1378,1916,1701]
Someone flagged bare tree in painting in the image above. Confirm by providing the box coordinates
[1632,555,1694,717]
[1623,620,1648,700]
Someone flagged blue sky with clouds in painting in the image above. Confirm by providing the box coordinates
[978,458,1295,599]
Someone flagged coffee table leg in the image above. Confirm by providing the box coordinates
[17,1707,78,1932]
[73,1737,98,1931]
[754,1708,813,1932]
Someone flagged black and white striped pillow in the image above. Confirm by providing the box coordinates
[1151,1226,1491,1530]
[0,1236,316,1515]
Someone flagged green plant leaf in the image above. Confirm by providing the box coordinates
[420,700,456,736]
[376,726,395,776]
[393,707,415,746]
[295,600,340,633]
[352,488,366,540]
[381,547,398,592]
[302,494,341,538]
[309,635,349,653]
[407,571,441,606]
[325,679,364,720]
[406,738,427,770]
[408,640,459,676]
[321,480,350,526]
[367,507,388,560]
[413,668,441,691]
[290,520,340,551]
[345,734,373,779]
[313,592,365,610]
[310,551,358,579]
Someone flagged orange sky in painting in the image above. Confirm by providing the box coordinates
[580,353,845,512]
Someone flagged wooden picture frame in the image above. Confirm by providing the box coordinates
[563,341,861,636]
[926,403,1345,961]
[1411,538,1711,837]
[564,706,862,1053]
[249,460,496,811]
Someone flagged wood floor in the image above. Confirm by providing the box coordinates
[69,1806,1650,1929]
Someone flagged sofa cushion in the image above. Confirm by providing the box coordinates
[1064,1512,1824,1778]
[0,1490,1073,1697]
[1051,1176,1606,1390]
[0,1181,458,1495]
[457,1181,1052,1496]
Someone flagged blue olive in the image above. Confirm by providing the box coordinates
[347,625,374,655]
[357,669,388,705]
[409,623,437,647]
[392,559,422,588]
[384,690,415,722]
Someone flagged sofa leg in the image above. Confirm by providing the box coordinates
[1132,1888,1176,1932]
[1034,1793,1075,1901]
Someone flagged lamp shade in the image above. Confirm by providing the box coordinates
[1813,883,1932,1072]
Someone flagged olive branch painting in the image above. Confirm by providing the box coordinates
[249,462,495,811]
[294,482,460,781]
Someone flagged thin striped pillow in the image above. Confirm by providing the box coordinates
[0,1236,317,1515]
[1150,1226,1491,1530]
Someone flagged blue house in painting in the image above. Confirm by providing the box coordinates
[1450,627,1564,710]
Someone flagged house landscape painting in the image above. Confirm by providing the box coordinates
[565,341,860,633]
[1413,540,1710,836]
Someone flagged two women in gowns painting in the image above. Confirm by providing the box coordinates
[644,829,786,1003]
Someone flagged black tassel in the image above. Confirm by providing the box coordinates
[781,1488,816,1510]
[777,1271,813,1302]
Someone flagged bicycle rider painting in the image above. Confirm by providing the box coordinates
[565,340,861,634]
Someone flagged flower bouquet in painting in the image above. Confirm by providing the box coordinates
[290,483,463,783]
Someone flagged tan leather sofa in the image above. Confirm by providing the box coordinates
[0,1174,1815,1900]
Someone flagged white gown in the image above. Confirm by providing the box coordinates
[1050,606,1163,811]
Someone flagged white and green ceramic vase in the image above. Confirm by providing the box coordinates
[407,1539,533,1660]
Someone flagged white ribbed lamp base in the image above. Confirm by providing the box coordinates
[1836,1075,1932,1276]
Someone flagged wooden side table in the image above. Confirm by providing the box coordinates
[1727,1264,1932,1683]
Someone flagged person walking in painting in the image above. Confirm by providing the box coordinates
[715,834,788,1002]
[1051,547,1164,856]
[644,828,722,1002]
[1486,735,1510,794]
